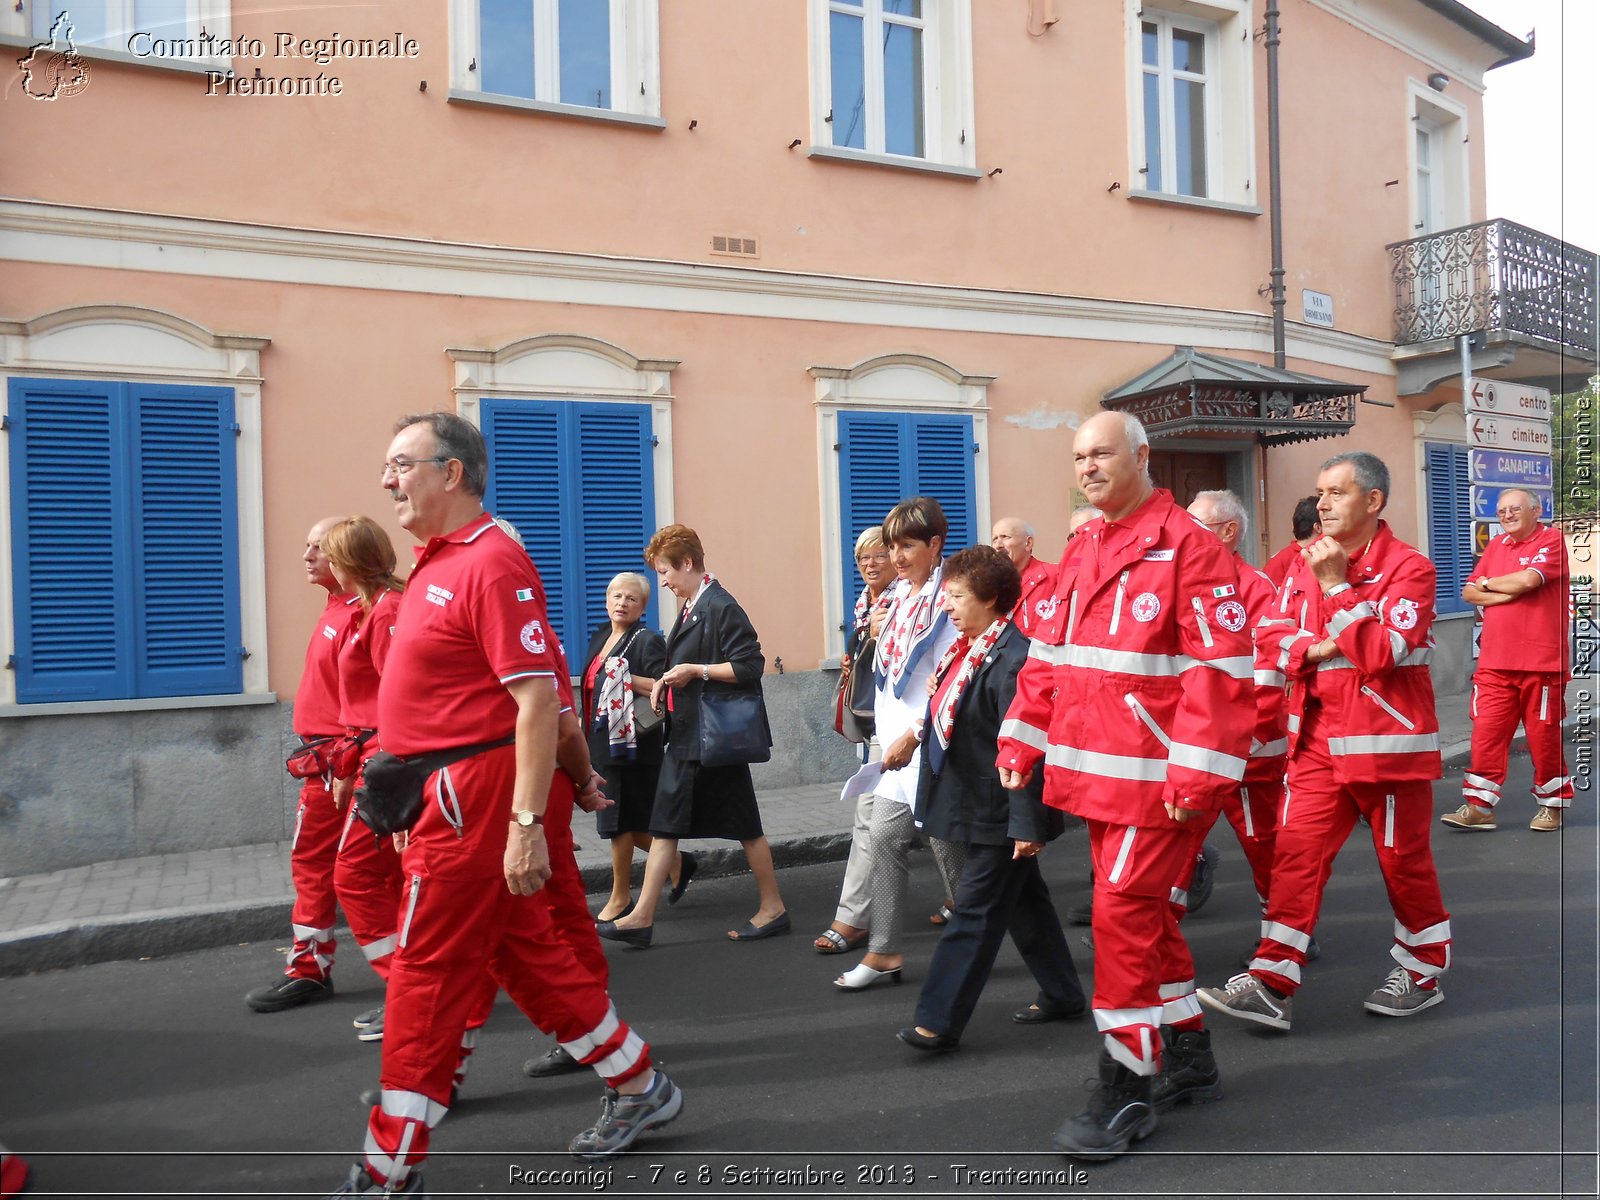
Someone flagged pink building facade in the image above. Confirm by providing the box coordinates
[6,0,1584,872]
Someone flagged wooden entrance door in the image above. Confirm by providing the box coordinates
[1148,450,1230,508]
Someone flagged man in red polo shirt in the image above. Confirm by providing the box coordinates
[1444,488,1572,832]
[992,516,1057,637]
[328,414,680,1197]
[246,517,362,1013]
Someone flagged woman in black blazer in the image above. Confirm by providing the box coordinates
[582,571,686,923]
[597,524,788,948]
[896,545,1087,1052]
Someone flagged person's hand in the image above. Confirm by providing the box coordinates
[869,606,889,638]
[881,729,920,771]
[331,775,354,810]
[999,766,1033,790]
[1164,802,1193,822]
[657,663,702,691]
[574,770,613,813]
[392,831,408,854]
[504,823,551,896]
[1304,536,1350,591]
[1012,839,1044,860]
[649,678,670,710]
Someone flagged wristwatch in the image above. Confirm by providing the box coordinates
[512,810,543,828]
[701,664,710,681]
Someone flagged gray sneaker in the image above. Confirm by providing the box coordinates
[354,1006,384,1043]
[1197,972,1292,1031]
[326,1162,427,1196]
[569,1070,683,1160]
[1363,967,1443,1017]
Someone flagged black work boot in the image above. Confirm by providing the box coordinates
[1052,1052,1158,1161]
[1150,1024,1223,1111]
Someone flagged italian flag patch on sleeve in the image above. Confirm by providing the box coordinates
[1212,585,1236,598]
[516,588,535,602]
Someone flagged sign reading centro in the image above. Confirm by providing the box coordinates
[1466,379,1552,421]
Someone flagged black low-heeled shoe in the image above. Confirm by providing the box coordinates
[897,1027,960,1053]
[597,920,654,949]
[668,852,698,906]
[595,898,636,923]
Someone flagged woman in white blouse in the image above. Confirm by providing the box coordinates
[836,496,967,990]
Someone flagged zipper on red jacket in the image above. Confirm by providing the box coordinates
[1359,684,1415,731]
[400,874,422,948]
[1108,570,1130,635]
[1190,596,1214,649]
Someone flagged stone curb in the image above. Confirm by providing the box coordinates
[0,832,852,979]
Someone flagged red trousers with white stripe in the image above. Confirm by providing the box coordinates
[1248,712,1450,998]
[286,774,342,980]
[1466,669,1572,809]
[1173,769,1282,913]
[333,797,404,981]
[1087,817,1202,1076]
[365,754,649,1188]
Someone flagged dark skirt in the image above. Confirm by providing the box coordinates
[650,755,764,841]
[595,759,662,838]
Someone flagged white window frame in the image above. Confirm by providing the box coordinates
[0,304,271,711]
[808,0,976,171]
[1406,80,1469,236]
[2,0,232,68]
[809,354,992,663]
[1124,0,1254,208]
[449,0,662,121]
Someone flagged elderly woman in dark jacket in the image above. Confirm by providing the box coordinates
[598,524,787,948]
[582,571,700,923]
[896,545,1087,1052]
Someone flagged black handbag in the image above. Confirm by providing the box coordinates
[634,695,665,734]
[698,690,773,768]
[835,634,878,744]
[354,734,514,835]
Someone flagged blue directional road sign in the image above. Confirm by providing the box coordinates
[1471,486,1554,521]
[1469,449,1553,489]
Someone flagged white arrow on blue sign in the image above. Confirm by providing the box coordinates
[1469,449,1554,489]
[1471,486,1554,521]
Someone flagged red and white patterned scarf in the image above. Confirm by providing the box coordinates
[874,568,946,699]
[682,572,715,618]
[928,616,1009,763]
[598,655,637,760]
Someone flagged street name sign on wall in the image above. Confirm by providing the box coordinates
[1468,412,1554,454]
[1471,486,1554,522]
[1466,378,1553,421]
[1302,289,1335,328]
[1469,448,1554,489]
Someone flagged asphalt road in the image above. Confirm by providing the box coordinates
[2,757,1595,1199]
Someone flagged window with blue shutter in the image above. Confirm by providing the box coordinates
[837,410,976,624]
[8,377,242,702]
[481,398,657,656]
[1425,441,1472,616]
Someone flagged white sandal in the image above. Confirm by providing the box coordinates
[834,962,903,990]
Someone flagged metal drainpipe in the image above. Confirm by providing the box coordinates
[1266,3,1286,369]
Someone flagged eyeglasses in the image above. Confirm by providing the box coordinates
[857,550,891,564]
[381,456,450,479]
[1496,505,1528,517]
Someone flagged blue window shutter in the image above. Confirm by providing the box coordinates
[482,399,569,647]
[838,412,906,625]
[9,378,133,701]
[910,414,976,557]
[483,399,658,657]
[129,384,242,697]
[1427,442,1470,616]
[574,403,657,641]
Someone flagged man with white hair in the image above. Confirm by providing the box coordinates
[992,516,1057,636]
[998,410,1253,1159]
[1444,487,1571,831]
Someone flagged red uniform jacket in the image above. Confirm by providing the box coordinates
[997,489,1255,828]
[1011,555,1059,638]
[1233,550,1288,782]
[1263,540,1302,588]
[1257,521,1441,784]
[1472,524,1569,676]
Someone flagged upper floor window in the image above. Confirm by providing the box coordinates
[1125,0,1253,208]
[810,0,976,170]
[452,0,661,119]
[17,1,232,62]
[1407,83,1468,237]
[1139,11,1214,198]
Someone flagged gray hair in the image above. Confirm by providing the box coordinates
[1192,489,1249,538]
[606,571,651,601]
[1069,505,1102,531]
[394,411,489,498]
[1319,450,1390,506]
[1113,411,1150,453]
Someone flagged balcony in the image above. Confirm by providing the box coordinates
[1388,218,1598,396]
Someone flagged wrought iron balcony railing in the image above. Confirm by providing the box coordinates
[1388,218,1597,354]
